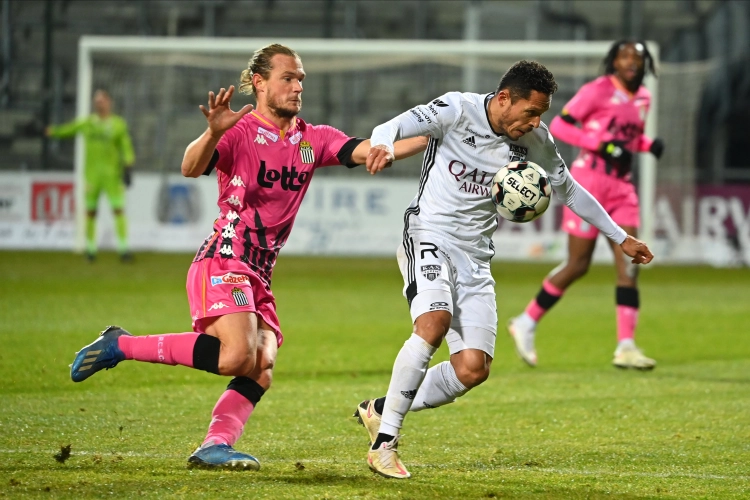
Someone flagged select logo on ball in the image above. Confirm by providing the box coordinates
[491,161,551,223]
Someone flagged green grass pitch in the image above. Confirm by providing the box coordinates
[1,251,749,499]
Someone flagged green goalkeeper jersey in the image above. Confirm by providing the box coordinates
[48,114,135,182]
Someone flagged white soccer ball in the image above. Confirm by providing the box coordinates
[490,161,552,223]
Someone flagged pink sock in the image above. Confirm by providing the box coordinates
[203,389,255,446]
[524,279,565,322]
[616,305,639,342]
[118,333,199,367]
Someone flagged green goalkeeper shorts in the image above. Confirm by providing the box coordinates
[85,175,125,211]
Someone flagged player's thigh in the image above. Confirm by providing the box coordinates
[203,311,259,359]
[446,254,497,357]
[397,233,456,323]
[561,169,605,239]
[102,176,126,211]
[85,178,103,211]
[607,179,640,230]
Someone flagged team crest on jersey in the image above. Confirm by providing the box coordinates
[509,144,528,162]
[299,141,315,164]
[257,127,279,143]
[231,287,249,306]
[421,265,441,281]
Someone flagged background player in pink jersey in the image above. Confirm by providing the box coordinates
[69,43,426,470]
[508,40,665,370]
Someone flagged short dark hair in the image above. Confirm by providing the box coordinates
[496,60,558,102]
[603,39,656,86]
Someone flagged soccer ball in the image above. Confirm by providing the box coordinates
[490,161,552,223]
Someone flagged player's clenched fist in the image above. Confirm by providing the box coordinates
[620,235,654,264]
[366,144,395,175]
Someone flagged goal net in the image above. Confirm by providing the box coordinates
[74,37,679,260]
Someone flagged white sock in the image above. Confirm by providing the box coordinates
[515,312,537,332]
[378,333,437,437]
[410,361,469,412]
[617,338,636,351]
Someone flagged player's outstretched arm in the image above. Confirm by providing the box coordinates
[620,235,654,264]
[181,85,253,178]
[352,137,428,175]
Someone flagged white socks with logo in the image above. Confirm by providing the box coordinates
[379,333,437,437]
[410,361,469,412]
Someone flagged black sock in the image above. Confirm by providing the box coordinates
[372,432,395,450]
[373,397,385,415]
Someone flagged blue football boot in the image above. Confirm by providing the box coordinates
[70,326,132,382]
[187,441,261,470]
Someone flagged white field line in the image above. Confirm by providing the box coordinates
[1,449,748,481]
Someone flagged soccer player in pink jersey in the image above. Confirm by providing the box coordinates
[508,40,665,370]
[69,44,426,470]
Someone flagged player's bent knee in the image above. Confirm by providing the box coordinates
[568,258,591,280]
[455,364,490,388]
[218,350,256,377]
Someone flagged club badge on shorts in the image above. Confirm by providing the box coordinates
[231,287,249,306]
[421,265,441,281]
[299,141,315,164]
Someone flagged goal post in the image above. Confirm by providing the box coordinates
[74,36,659,254]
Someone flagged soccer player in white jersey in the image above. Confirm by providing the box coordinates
[355,60,654,479]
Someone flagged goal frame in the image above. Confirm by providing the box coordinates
[74,36,659,252]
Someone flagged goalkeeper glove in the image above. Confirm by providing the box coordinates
[649,138,665,159]
[123,167,132,188]
[599,140,633,165]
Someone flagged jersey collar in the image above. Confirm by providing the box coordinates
[484,93,505,138]
[248,110,297,140]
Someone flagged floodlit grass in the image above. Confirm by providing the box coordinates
[1,251,749,499]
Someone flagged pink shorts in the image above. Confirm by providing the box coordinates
[562,166,640,239]
[186,257,283,348]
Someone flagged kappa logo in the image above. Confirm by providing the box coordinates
[431,99,449,107]
[219,244,234,257]
[225,210,239,221]
[211,273,250,286]
[254,134,268,145]
[226,195,241,207]
[208,302,229,311]
[230,175,245,187]
[231,287,249,306]
[221,222,237,239]
[462,136,476,148]
[400,389,418,400]
[421,264,441,281]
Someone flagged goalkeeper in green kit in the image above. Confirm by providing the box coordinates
[47,89,135,262]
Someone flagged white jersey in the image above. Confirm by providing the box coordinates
[371,91,627,259]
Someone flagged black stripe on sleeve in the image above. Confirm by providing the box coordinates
[336,137,367,168]
[202,150,220,176]
[559,113,577,125]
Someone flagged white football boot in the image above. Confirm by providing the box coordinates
[613,343,656,370]
[507,315,537,367]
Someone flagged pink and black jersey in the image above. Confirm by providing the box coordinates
[194,111,360,287]
[557,75,651,179]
